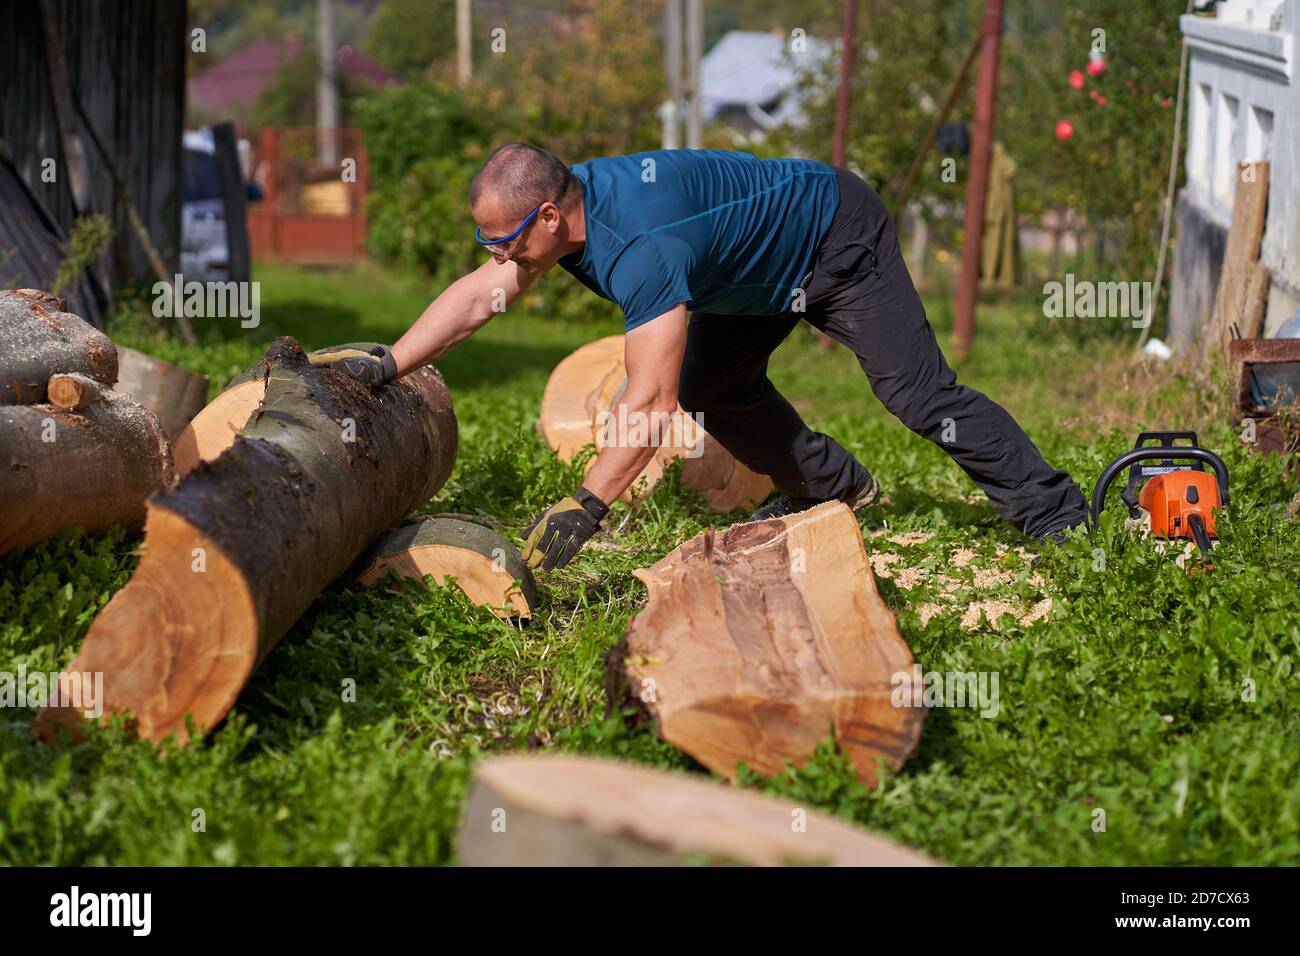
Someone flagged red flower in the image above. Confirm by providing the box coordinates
[1087,58,1106,77]
[1055,119,1075,141]
[1069,70,1086,91]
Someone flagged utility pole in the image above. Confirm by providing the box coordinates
[686,0,703,148]
[832,0,856,167]
[317,0,337,166]
[953,0,1006,358]
[457,0,472,87]
[663,0,683,148]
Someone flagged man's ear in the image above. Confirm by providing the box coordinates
[541,202,563,234]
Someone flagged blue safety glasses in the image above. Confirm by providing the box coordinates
[474,204,542,247]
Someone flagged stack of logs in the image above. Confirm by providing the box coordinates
[2,291,532,743]
[1,289,176,555]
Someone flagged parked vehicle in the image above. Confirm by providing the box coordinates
[180,128,261,282]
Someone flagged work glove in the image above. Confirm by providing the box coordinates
[521,486,609,571]
[308,345,398,387]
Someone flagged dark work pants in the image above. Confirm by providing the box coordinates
[677,167,1089,538]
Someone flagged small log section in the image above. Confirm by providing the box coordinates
[606,501,923,788]
[0,289,117,404]
[458,753,937,866]
[356,515,537,619]
[36,338,458,744]
[1,373,173,555]
[538,334,772,513]
[1208,161,1269,362]
[114,346,210,441]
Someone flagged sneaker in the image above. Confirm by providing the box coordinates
[747,474,880,523]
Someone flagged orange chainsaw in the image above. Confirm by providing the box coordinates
[1090,432,1230,554]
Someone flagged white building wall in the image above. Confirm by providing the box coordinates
[1181,0,1299,335]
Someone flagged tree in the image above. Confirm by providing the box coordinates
[363,0,456,80]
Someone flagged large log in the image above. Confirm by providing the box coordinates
[170,342,371,478]
[114,346,210,442]
[538,334,772,513]
[458,754,937,866]
[36,338,458,743]
[606,501,923,788]
[0,373,173,555]
[355,515,537,619]
[0,289,117,404]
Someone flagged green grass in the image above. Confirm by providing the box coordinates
[2,262,1297,865]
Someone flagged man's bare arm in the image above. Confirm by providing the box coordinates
[389,257,536,374]
[581,305,689,506]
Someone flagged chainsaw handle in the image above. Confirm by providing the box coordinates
[1090,447,1230,528]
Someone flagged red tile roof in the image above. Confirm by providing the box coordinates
[189,39,403,119]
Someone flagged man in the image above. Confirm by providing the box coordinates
[323,143,1088,572]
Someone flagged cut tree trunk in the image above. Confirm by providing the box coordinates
[170,341,375,477]
[0,289,117,404]
[0,374,173,555]
[538,334,772,513]
[114,346,210,441]
[35,338,457,744]
[459,753,937,866]
[355,515,537,619]
[171,375,268,478]
[605,501,923,788]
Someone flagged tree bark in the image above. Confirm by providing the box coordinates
[459,754,937,866]
[0,375,172,555]
[36,338,458,744]
[538,334,772,513]
[0,289,117,404]
[355,515,537,619]
[114,346,210,441]
[605,501,923,788]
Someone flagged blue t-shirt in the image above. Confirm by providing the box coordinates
[558,150,840,332]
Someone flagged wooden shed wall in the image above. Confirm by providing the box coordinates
[0,0,187,287]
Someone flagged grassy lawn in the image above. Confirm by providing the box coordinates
[2,261,1297,865]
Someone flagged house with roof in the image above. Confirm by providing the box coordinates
[188,36,403,130]
[1170,0,1300,350]
[664,29,836,142]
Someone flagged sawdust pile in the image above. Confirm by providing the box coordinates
[868,534,1052,632]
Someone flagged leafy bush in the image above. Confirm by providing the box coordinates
[357,80,620,324]
[356,83,491,281]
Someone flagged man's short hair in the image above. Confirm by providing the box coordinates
[470,143,580,220]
